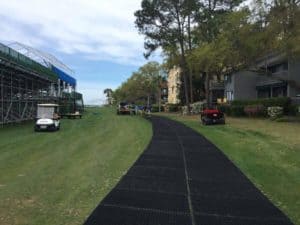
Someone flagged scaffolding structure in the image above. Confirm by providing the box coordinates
[9,42,75,76]
[0,43,83,125]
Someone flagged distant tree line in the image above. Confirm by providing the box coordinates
[111,61,166,105]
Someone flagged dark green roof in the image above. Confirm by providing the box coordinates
[0,43,58,82]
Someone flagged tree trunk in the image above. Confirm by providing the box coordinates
[179,43,190,114]
[183,68,190,101]
[158,86,161,112]
[180,60,190,115]
[189,71,194,104]
[174,4,190,115]
[187,15,194,104]
[205,72,210,108]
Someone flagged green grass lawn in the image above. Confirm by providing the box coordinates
[0,107,152,225]
[157,113,300,225]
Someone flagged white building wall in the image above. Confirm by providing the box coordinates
[167,67,181,104]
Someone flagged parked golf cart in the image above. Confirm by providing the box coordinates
[35,104,60,131]
[201,109,225,125]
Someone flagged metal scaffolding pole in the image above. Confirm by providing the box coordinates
[0,56,56,125]
[1,71,3,126]
[0,42,86,126]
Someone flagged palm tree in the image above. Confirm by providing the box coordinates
[103,88,113,105]
[103,88,113,97]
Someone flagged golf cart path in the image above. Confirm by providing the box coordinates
[84,116,293,225]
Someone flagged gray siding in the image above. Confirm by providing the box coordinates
[288,60,300,97]
[225,71,258,101]
[225,54,300,101]
[234,71,258,100]
[224,74,234,100]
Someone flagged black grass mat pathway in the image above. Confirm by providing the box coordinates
[84,116,293,225]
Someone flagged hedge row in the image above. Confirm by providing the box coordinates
[218,97,298,117]
[165,104,180,112]
[151,104,180,112]
[218,105,245,117]
[231,97,290,111]
[151,105,164,112]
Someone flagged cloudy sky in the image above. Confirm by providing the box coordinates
[0,0,159,104]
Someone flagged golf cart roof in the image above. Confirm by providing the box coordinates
[38,104,59,107]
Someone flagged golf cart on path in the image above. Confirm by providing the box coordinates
[35,104,60,131]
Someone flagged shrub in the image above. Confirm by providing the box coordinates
[287,104,299,116]
[267,106,283,119]
[181,106,188,115]
[151,105,159,112]
[244,105,267,117]
[231,97,291,114]
[191,101,206,114]
[165,104,180,112]
[230,105,245,117]
[151,105,164,113]
[218,104,231,115]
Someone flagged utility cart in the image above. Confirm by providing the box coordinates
[201,109,225,125]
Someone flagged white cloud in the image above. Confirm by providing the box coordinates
[0,0,145,65]
[0,0,164,104]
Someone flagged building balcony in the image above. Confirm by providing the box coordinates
[209,80,225,91]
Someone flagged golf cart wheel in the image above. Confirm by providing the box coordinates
[49,125,56,132]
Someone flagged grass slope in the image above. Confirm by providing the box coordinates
[0,107,152,225]
[158,113,300,225]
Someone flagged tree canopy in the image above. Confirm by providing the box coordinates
[134,0,300,106]
[134,0,249,107]
[112,62,164,105]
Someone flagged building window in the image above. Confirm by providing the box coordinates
[272,86,287,97]
[161,88,167,95]
[226,91,234,101]
[283,62,288,70]
[257,87,271,98]
[257,84,287,98]
[224,75,232,84]
[268,62,288,73]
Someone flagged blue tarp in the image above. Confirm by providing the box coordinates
[51,65,76,87]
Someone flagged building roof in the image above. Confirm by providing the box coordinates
[0,43,58,82]
[256,52,287,67]
[8,42,76,86]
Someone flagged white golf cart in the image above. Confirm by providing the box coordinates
[35,104,60,132]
